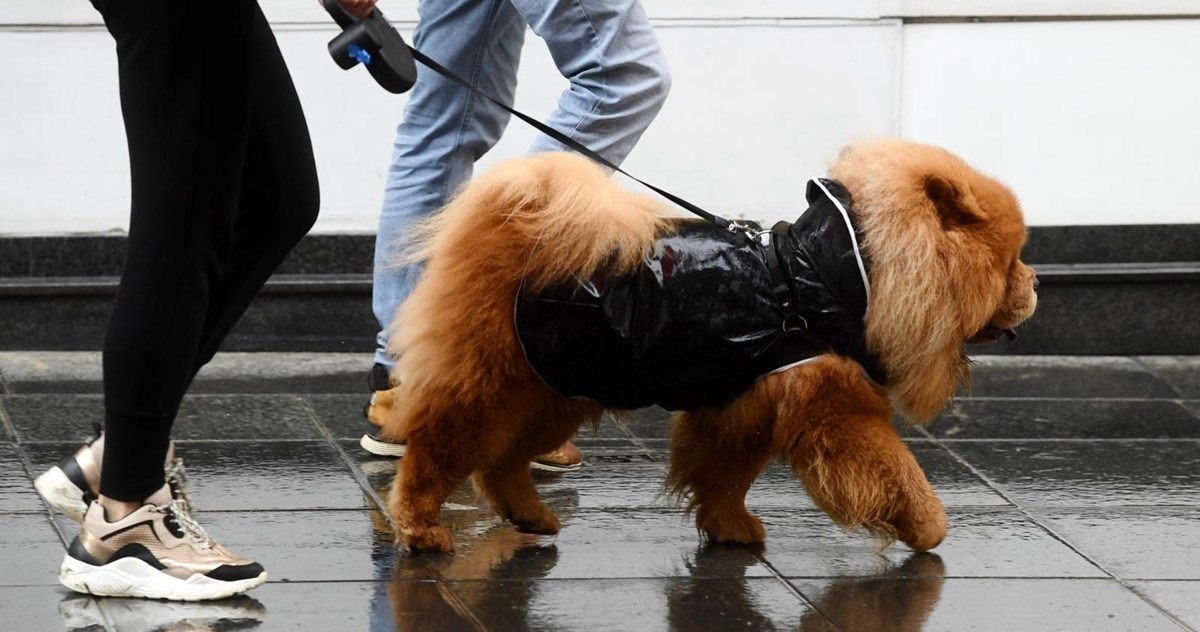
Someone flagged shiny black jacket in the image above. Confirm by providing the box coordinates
[514,178,883,411]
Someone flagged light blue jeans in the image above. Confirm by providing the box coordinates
[372,0,671,368]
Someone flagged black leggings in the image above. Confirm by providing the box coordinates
[94,0,320,501]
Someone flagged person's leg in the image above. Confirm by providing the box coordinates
[513,0,671,165]
[50,0,300,601]
[362,0,528,457]
[372,0,527,371]
[186,10,320,371]
[98,0,260,502]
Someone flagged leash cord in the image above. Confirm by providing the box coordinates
[405,46,736,231]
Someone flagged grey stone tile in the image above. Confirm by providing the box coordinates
[962,356,1181,399]
[786,554,948,632]
[254,580,475,632]
[174,394,321,440]
[0,351,367,395]
[1138,356,1200,398]
[0,443,43,512]
[336,438,668,512]
[392,508,774,582]
[0,351,104,394]
[57,592,269,632]
[526,462,668,511]
[947,441,1200,508]
[448,577,819,631]
[618,406,674,439]
[791,578,1182,632]
[1031,508,1200,580]
[25,441,369,512]
[306,393,371,440]
[0,586,85,631]
[763,507,1103,579]
[0,399,12,442]
[929,399,1200,439]
[0,513,65,587]
[1131,581,1200,630]
[0,394,101,443]
[4,391,326,443]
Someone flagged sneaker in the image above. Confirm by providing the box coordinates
[59,483,266,601]
[359,363,583,471]
[35,428,193,522]
[361,363,407,457]
[531,441,583,472]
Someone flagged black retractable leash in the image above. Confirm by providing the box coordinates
[322,0,738,233]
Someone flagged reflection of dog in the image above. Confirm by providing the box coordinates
[381,139,1037,553]
[799,553,947,631]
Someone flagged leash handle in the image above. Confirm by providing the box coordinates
[405,47,734,231]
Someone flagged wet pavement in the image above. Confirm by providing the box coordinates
[1,352,1198,631]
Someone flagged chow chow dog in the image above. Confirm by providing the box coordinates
[379,138,1037,553]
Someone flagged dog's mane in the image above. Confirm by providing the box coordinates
[829,140,1017,421]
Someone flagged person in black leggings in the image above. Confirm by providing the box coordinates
[33,0,376,601]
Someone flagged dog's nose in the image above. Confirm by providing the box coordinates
[1032,275,1040,291]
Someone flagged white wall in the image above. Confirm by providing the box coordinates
[1,1,1198,235]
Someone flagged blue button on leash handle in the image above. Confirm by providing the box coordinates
[323,0,416,94]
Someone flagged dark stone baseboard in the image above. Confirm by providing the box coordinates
[4,223,1197,278]
[1,225,1198,354]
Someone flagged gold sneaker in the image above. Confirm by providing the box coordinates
[34,431,192,522]
[59,483,265,601]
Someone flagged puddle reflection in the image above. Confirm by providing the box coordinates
[59,592,266,631]
[375,483,946,631]
[799,553,946,631]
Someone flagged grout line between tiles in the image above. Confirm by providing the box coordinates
[299,400,394,531]
[928,438,1198,631]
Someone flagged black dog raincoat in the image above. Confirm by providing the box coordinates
[515,178,885,411]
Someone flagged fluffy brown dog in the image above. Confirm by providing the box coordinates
[381,138,1037,553]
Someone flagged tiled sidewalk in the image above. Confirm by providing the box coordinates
[1,353,1198,631]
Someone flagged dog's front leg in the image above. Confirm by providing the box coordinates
[777,362,947,551]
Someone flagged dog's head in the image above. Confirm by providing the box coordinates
[827,139,1037,421]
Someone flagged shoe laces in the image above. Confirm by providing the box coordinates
[164,457,194,516]
[153,499,213,549]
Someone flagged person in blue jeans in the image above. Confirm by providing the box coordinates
[360,0,671,469]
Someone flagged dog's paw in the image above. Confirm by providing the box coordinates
[894,510,948,552]
[889,496,948,552]
[698,509,766,545]
[510,508,561,536]
[401,524,456,553]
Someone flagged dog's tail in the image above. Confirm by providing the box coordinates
[386,152,671,398]
[397,151,671,290]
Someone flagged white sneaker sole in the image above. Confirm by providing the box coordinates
[530,460,583,473]
[360,434,407,457]
[34,466,88,522]
[60,554,267,601]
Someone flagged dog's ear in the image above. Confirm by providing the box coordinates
[925,175,985,229]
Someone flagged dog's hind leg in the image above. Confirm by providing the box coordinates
[474,459,560,535]
[473,401,595,535]
[388,393,521,552]
[388,406,474,553]
[667,393,775,545]
[776,358,947,552]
